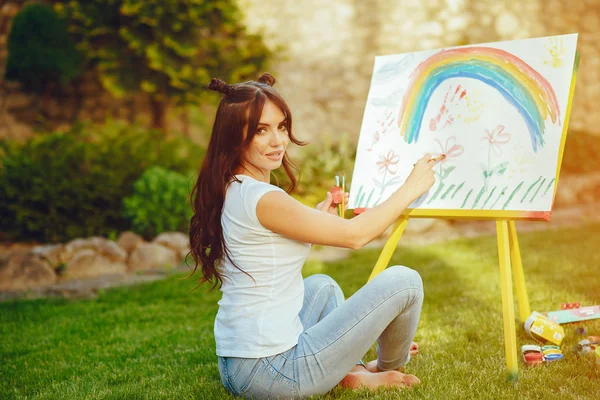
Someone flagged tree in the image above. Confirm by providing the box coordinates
[4,3,83,111]
[54,0,272,130]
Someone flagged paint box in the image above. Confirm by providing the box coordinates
[547,305,600,324]
[524,311,565,346]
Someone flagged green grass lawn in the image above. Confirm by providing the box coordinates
[2,223,600,400]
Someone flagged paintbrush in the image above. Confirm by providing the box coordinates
[341,174,345,220]
[413,154,446,166]
[335,175,342,217]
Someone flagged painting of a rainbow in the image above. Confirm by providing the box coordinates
[349,34,579,219]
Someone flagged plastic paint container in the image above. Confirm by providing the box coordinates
[522,345,543,366]
[541,345,560,351]
[524,352,544,366]
[543,349,562,356]
[522,345,542,353]
[544,353,564,362]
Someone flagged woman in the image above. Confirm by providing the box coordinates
[189,73,436,398]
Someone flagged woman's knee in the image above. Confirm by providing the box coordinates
[380,265,423,291]
[304,274,344,297]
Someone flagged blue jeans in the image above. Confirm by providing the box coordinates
[217,265,424,399]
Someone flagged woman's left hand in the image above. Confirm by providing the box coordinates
[316,191,349,216]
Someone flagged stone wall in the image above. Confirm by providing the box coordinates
[1,0,599,141]
[239,0,600,141]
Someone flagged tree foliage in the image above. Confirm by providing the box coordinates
[53,0,273,129]
[4,3,83,93]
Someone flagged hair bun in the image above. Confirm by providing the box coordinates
[258,73,276,86]
[208,78,233,95]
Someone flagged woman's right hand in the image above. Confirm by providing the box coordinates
[402,153,436,200]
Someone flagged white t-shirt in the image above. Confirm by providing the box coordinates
[214,174,312,358]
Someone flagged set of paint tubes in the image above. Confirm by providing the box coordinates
[521,345,563,366]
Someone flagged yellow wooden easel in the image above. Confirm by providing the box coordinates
[367,215,529,381]
[365,56,579,381]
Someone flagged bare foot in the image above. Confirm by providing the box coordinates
[365,342,419,373]
[339,367,420,390]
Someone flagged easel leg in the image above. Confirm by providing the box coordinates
[367,217,409,282]
[496,221,519,381]
[507,221,531,321]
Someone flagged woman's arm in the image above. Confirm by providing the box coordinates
[256,154,436,249]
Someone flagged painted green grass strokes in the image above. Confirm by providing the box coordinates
[472,186,487,209]
[355,185,364,206]
[521,176,542,203]
[542,178,555,196]
[451,182,465,199]
[490,186,508,209]
[427,183,445,204]
[481,186,497,208]
[441,184,456,200]
[365,188,375,207]
[503,181,524,210]
[529,177,546,202]
[461,188,473,208]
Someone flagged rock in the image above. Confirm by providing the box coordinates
[91,237,128,262]
[31,244,66,268]
[128,243,178,271]
[117,231,145,254]
[63,249,127,280]
[152,232,190,262]
[0,251,57,291]
[8,242,38,252]
[63,237,127,264]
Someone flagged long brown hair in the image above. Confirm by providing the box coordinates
[187,73,305,290]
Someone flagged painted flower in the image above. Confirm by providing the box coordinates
[482,125,511,156]
[376,150,400,174]
[433,136,464,163]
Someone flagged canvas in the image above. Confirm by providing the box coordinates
[349,34,579,216]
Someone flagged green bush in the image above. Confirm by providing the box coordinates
[0,121,204,243]
[5,3,82,92]
[122,166,193,239]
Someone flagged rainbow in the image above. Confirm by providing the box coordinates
[398,47,560,151]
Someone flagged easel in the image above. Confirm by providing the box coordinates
[366,213,530,381]
[365,55,579,381]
